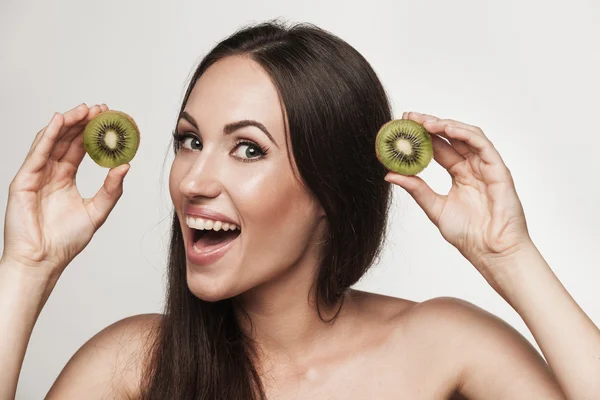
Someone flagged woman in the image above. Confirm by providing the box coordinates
[1,20,598,399]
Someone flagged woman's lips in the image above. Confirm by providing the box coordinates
[183,204,240,227]
[184,224,240,267]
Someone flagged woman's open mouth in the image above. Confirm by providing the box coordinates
[185,217,241,267]
[192,227,241,252]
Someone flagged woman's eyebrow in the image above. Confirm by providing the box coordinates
[179,111,279,148]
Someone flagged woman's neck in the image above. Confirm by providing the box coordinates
[233,253,354,366]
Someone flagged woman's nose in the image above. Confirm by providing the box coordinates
[178,154,223,199]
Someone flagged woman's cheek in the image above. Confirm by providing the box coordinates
[168,160,183,204]
[232,166,300,224]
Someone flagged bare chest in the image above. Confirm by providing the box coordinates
[262,339,458,400]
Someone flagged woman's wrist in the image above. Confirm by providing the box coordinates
[0,255,62,285]
[0,257,61,312]
[473,240,542,302]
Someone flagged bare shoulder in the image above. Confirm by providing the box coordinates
[348,288,416,322]
[46,313,162,400]
[354,292,564,399]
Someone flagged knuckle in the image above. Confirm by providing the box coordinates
[102,184,114,198]
[106,182,124,198]
[8,175,25,192]
[53,112,64,124]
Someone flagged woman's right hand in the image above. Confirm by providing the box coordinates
[1,103,131,276]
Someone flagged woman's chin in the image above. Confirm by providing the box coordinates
[185,271,242,302]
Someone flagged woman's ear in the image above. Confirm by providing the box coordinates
[318,204,327,219]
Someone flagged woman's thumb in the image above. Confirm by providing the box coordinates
[85,163,130,230]
[385,172,443,224]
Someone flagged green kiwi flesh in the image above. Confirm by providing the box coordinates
[375,119,433,175]
[83,110,140,168]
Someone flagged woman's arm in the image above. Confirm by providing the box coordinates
[484,242,600,399]
[0,262,154,400]
[385,111,599,399]
[0,103,130,399]
[0,261,58,400]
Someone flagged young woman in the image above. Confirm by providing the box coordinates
[1,21,598,400]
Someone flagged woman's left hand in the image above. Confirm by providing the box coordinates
[385,111,533,279]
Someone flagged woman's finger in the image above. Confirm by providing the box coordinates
[53,104,103,160]
[423,120,503,166]
[408,112,487,138]
[385,172,446,224]
[22,104,90,173]
[407,111,440,126]
[29,104,87,155]
[20,113,65,174]
[60,104,112,170]
[50,104,93,161]
[403,112,473,157]
[28,127,47,154]
[61,103,89,129]
[59,106,104,166]
[446,138,473,158]
[84,164,130,230]
[60,134,87,171]
[430,134,466,173]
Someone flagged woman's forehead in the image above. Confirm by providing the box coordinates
[184,56,285,137]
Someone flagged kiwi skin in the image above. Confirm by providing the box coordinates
[375,119,433,176]
[83,110,140,168]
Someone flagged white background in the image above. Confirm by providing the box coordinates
[1,0,598,398]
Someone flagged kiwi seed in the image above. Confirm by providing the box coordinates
[375,119,433,175]
[83,110,140,168]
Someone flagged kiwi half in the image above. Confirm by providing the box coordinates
[375,119,433,175]
[83,110,140,168]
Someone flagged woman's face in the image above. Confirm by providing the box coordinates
[169,55,325,302]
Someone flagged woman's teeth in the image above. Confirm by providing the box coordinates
[185,216,240,232]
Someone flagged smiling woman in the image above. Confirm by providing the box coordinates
[1,17,599,400]
[146,21,396,397]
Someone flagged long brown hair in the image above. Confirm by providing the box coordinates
[140,19,393,399]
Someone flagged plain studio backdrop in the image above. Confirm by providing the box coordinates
[1,0,599,398]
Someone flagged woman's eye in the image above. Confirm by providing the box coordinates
[232,142,264,160]
[179,135,202,151]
